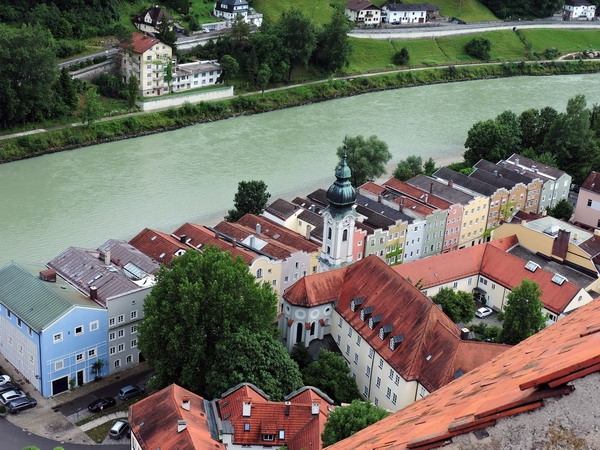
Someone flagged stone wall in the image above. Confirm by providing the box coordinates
[138,86,234,112]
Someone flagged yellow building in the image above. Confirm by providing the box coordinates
[121,33,172,97]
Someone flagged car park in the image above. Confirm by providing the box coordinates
[0,375,11,385]
[476,307,493,318]
[6,397,37,413]
[1,389,27,405]
[118,384,144,401]
[88,396,117,413]
[109,419,130,440]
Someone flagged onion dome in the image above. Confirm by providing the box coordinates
[326,154,356,209]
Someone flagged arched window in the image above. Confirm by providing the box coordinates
[328,227,332,240]
[310,322,316,336]
[327,245,331,255]
[257,268,263,278]
[342,229,348,241]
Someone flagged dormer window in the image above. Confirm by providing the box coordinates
[379,325,393,340]
[360,306,373,321]
[350,297,364,312]
[389,334,404,351]
[368,314,382,329]
[263,434,275,441]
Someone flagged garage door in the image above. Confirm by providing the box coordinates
[52,376,69,396]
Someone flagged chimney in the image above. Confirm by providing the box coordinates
[256,223,261,234]
[180,234,187,244]
[305,225,312,240]
[285,401,291,416]
[521,220,527,225]
[424,193,428,203]
[460,328,470,340]
[181,396,190,411]
[39,269,57,282]
[311,402,320,415]
[104,249,111,265]
[448,180,453,188]
[594,229,600,237]
[90,286,98,300]
[177,420,187,433]
[574,232,580,240]
[242,400,252,417]
[249,236,255,248]
[429,182,433,193]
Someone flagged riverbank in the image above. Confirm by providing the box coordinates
[1,59,599,164]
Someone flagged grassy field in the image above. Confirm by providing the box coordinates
[518,29,600,54]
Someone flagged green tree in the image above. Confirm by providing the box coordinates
[423,157,437,176]
[276,9,318,81]
[126,74,139,108]
[302,350,359,405]
[465,37,492,61]
[256,63,271,94]
[321,400,390,446]
[499,279,546,345]
[231,14,251,44]
[546,198,574,221]
[225,180,271,222]
[393,155,423,181]
[0,24,59,128]
[137,247,278,395]
[219,55,240,80]
[290,342,313,371]
[336,135,392,187]
[519,107,558,152]
[80,88,102,126]
[156,19,177,50]
[55,67,78,111]
[393,47,410,66]
[464,111,521,166]
[313,5,352,73]
[205,330,303,400]
[432,287,475,323]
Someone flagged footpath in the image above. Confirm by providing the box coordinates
[1,359,149,445]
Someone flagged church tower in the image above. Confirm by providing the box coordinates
[319,154,360,272]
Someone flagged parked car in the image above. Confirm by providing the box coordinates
[0,382,20,395]
[88,396,116,413]
[109,419,130,440]
[118,384,144,401]
[0,375,11,385]
[476,307,493,318]
[6,397,37,413]
[0,389,27,405]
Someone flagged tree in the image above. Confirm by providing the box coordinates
[321,400,390,446]
[336,135,392,187]
[302,350,360,405]
[432,287,475,323]
[219,55,240,81]
[205,330,303,400]
[393,47,410,66]
[423,157,437,176]
[55,67,78,111]
[126,74,139,108]
[393,155,423,181]
[225,180,271,222]
[256,63,271,94]
[313,5,352,73]
[137,247,278,395]
[291,342,313,371]
[465,37,492,61]
[156,19,177,50]
[546,198,573,221]
[80,88,102,126]
[276,9,318,80]
[519,107,558,153]
[231,14,251,44]
[499,279,546,345]
[463,111,521,166]
[90,359,106,380]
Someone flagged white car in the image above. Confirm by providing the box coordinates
[476,307,493,318]
[0,375,11,385]
[1,389,27,405]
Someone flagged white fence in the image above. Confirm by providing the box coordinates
[138,86,234,112]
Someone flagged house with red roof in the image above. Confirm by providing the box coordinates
[394,236,594,323]
[282,255,509,411]
[325,292,600,450]
[129,384,225,450]
[345,0,382,25]
[129,227,188,267]
[217,383,334,450]
[574,171,600,229]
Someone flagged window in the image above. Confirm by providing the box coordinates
[244,423,250,432]
[376,377,381,388]
[131,311,138,320]
[131,325,138,334]
[256,268,263,279]
[131,339,137,348]
[338,317,343,328]
[110,347,116,355]
[392,393,397,405]
[28,327,32,336]
[284,276,289,283]
[345,345,350,355]
[118,329,124,338]
[348,327,353,338]
[17,318,22,327]
[90,321,99,331]
[369,348,374,359]
[126,355,133,364]
[55,360,64,371]
[109,317,115,326]
[53,333,63,343]
[76,353,84,362]
[342,229,348,242]
[118,343,124,352]
[386,387,392,399]
[366,366,371,377]
[75,326,83,336]
[118,314,124,324]
[328,227,332,240]
[354,353,359,364]
[363,386,369,396]
[389,369,394,379]
[109,332,116,341]
[88,349,96,358]
[356,335,362,346]
[395,374,400,385]
[378,358,384,369]
[263,434,275,441]
[279,430,285,440]
[114,359,121,369]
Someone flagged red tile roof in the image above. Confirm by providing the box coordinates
[129,227,188,267]
[325,296,600,450]
[129,384,225,450]
[218,383,333,450]
[129,32,160,54]
[384,178,453,210]
[581,171,600,194]
[285,256,508,392]
[394,238,581,315]
[346,0,380,11]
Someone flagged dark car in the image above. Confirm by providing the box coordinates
[6,397,37,414]
[109,419,130,440]
[88,396,116,413]
[118,384,144,401]
[0,382,20,395]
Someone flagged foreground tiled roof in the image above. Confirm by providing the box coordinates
[265,198,302,221]
[325,296,600,450]
[285,256,508,392]
[394,238,581,315]
[581,171,600,194]
[346,0,380,10]
[129,384,224,450]
[218,383,333,450]
[383,178,452,210]
[129,228,188,267]
[128,32,160,54]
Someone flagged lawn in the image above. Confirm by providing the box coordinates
[346,38,398,73]
[518,29,600,55]
[436,31,527,62]
[390,39,454,67]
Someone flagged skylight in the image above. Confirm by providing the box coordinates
[525,261,540,272]
[551,274,567,286]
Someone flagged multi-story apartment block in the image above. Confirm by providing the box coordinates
[171,60,223,92]
[500,153,571,213]
[213,0,264,26]
[574,171,600,229]
[121,33,173,97]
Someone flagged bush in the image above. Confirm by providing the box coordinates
[393,47,410,66]
[465,37,492,61]
[545,48,560,60]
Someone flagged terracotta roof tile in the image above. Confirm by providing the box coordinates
[129,384,224,450]
[128,32,160,54]
[383,178,452,209]
[265,198,302,220]
[346,0,380,11]
[325,295,600,450]
[129,227,188,267]
[581,171,600,194]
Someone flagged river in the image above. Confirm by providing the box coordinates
[1,74,599,267]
